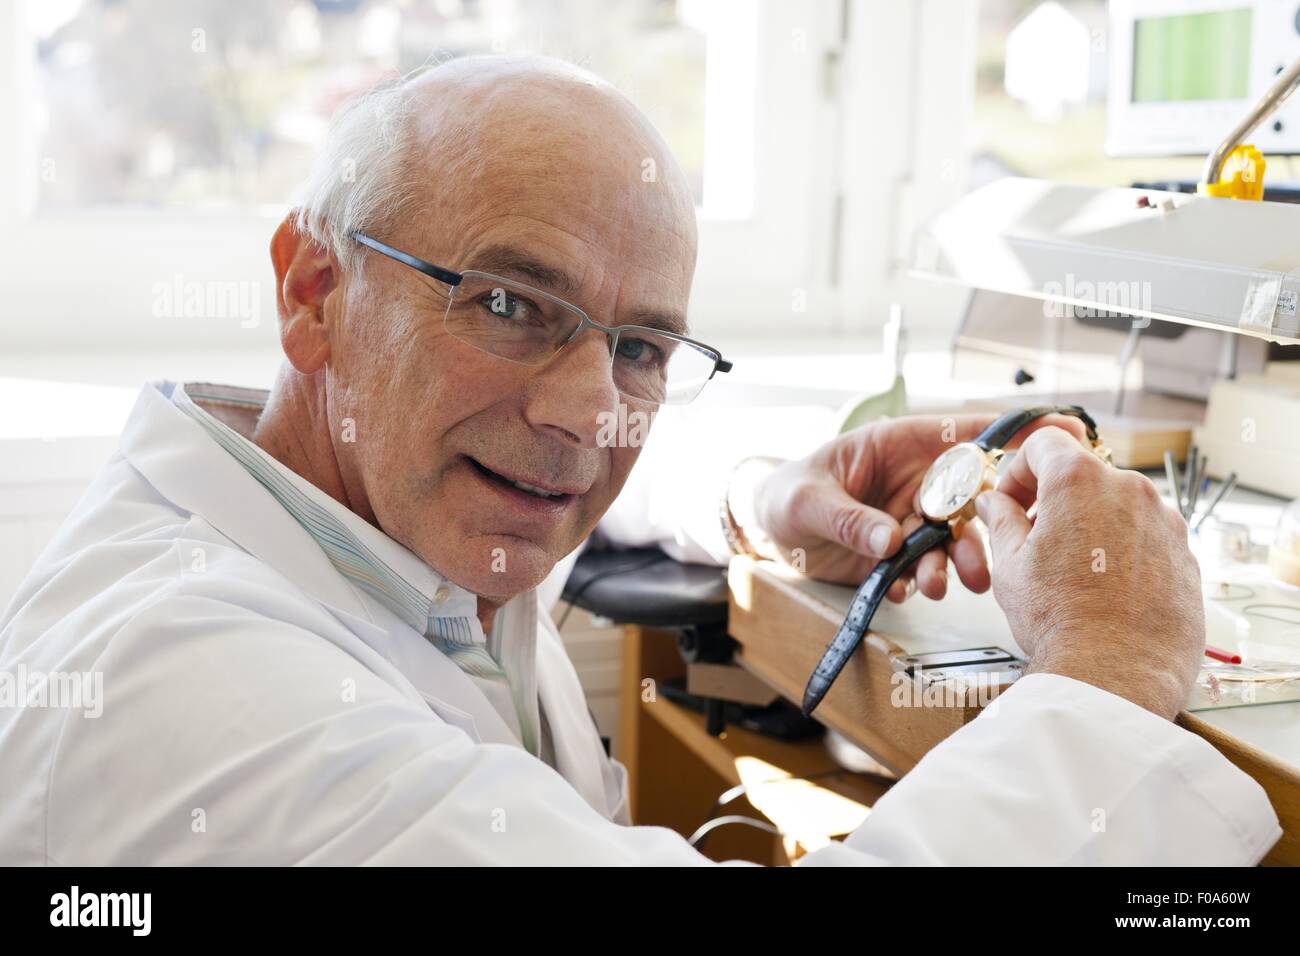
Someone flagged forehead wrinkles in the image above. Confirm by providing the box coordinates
[400,71,693,227]
[428,139,672,232]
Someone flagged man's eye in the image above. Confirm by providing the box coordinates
[481,289,523,319]
[615,336,665,366]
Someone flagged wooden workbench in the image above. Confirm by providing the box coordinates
[727,555,1300,866]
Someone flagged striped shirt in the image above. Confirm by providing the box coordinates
[171,382,541,755]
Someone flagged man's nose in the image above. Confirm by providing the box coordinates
[521,328,621,448]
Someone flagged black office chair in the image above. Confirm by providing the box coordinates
[560,545,818,739]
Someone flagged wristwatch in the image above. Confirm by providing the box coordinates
[800,405,1112,716]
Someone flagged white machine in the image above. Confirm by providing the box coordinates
[1108,0,1300,156]
[917,7,1300,488]
[914,175,1300,345]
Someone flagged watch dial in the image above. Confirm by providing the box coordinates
[919,443,986,521]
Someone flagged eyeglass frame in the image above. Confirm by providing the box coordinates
[349,231,733,405]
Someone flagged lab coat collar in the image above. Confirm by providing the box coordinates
[535,621,628,821]
[119,381,375,622]
[171,381,481,627]
[116,381,528,751]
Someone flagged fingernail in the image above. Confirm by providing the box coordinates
[869,524,892,556]
[975,494,990,522]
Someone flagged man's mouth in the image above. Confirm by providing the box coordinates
[465,456,581,503]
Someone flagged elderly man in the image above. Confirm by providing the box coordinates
[0,56,1279,865]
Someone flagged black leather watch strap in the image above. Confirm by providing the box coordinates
[974,404,1100,452]
[800,403,1105,717]
[802,520,951,716]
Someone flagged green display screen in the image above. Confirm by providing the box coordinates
[1132,8,1253,102]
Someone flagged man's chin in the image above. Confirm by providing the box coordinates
[443,538,558,602]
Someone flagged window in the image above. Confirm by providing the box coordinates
[0,0,850,357]
[973,0,1208,186]
[26,0,717,210]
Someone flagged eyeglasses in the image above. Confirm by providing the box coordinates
[350,232,732,406]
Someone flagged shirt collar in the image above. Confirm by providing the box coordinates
[170,382,513,678]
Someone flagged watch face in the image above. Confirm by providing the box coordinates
[919,443,987,521]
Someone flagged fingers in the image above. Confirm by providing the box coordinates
[886,513,928,603]
[948,522,991,594]
[886,575,915,603]
[883,513,991,603]
[1002,412,1089,448]
[996,457,1037,512]
[799,480,903,559]
[995,425,1106,512]
[910,522,992,600]
[974,489,1032,565]
[897,412,1090,461]
[914,547,949,600]
[900,415,1003,459]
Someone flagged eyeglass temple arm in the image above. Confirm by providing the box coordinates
[351,232,463,287]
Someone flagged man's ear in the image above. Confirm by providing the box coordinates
[270,214,339,375]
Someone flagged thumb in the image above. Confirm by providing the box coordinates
[807,482,903,559]
[974,490,1032,565]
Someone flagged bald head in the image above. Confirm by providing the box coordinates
[405,54,692,209]
[296,54,697,283]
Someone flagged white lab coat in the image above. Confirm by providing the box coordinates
[0,381,1281,864]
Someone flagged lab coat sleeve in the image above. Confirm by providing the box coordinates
[800,673,1282,866]
[596,402,840,566]
[47,595,1278,864]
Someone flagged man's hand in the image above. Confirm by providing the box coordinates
[975,427,1203,719]
[740,413,1087,600]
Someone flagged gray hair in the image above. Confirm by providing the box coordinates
[291,75,425,275]
[293,55,621,274]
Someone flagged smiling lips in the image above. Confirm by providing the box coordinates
[465,455,586,503]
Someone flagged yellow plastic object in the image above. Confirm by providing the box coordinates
[1198,145,1266,200]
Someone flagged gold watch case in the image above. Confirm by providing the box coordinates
[918,436,1115,526]
[918,443,1004,525]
